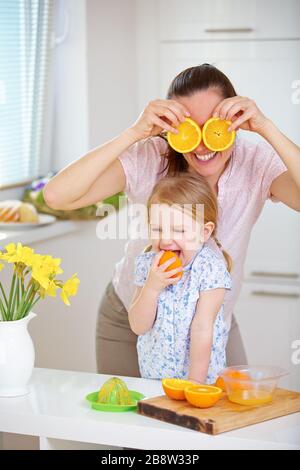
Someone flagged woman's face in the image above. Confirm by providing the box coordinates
[174,89,234,180]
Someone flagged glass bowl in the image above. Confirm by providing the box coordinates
[220,365,288,406]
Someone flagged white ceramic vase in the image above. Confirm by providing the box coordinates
[0,311,36,397]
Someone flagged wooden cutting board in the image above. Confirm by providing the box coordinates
[138,388,300,435]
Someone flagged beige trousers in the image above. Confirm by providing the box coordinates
[96,281,247,377]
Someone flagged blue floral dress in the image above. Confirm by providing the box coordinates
[134,245,232,384]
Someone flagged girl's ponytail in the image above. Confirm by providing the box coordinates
[214,236,233,273]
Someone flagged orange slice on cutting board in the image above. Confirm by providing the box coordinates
[167,118,201,153]
[162,378,195,400]
[202,118,235,152]
[184,385,223,408]
[158,250,183,279]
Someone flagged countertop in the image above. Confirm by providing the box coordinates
[0,368,300,450]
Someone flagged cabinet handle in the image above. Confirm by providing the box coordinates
[251,271,299,280]
[204,27,254,33]
[251,290,300,299]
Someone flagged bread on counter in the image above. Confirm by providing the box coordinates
[0,200,39,223]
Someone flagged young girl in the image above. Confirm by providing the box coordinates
[128,173,232,384]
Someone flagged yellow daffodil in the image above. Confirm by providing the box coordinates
[31,266,51,290]
[61,274,80,306]
[0,243,80,320]
[0,242,35,266]
[39,280,59,299]
[42,255,63,276]
[0,242,18,262]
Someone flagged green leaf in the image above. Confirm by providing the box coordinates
[7,273,16,320]
[0,282,8,309]
[0,296,7,321]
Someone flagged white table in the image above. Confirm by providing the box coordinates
[0,368,300,450]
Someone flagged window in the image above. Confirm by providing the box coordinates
[0,0,54,188]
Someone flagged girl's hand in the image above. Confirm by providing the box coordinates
[145,251,183,293]
[130,99,190,140]
[212,96,270,134]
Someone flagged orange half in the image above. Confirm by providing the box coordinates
[184,385,223,408]
[158,250,183,279]
[202,118,235,152]
[167,118,201,153]
[162,378,195,400]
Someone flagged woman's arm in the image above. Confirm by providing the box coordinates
[43,100,189,210]
[259,121,300,211]
[188,288,225,384]
[213,97,300,211]
[43,129,137,210]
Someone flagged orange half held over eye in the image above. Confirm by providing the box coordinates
[202,118,235,152]
[167,118,201,153]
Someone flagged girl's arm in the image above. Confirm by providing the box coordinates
[128,251,183,336]
[43,101,189,211]
[188,288,225,384]
[213,97,300,211]
[128,286,160,336]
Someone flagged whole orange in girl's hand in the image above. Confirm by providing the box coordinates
[158,250,183,279]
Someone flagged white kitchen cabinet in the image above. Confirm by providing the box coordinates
[159,0,300,41]
[235,281,300,391]
[245,201,300,280]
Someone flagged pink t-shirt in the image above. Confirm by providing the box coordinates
[113,135,287,328]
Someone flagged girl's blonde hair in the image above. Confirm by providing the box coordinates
[147,173,233,273]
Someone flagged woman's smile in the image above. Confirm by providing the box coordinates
[192,151,219,164]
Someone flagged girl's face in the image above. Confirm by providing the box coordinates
[173,89,234,182]
[149,204,214,266]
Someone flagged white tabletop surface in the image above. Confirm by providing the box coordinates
[0,368,300,450]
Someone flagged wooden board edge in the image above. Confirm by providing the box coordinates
[137,401,217,435]
[138,394,300,436]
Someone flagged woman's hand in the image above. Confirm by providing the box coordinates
[145,251,183,293]
[130,99,191,140]
[212,96,270,134]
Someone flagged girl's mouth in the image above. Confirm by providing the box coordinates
[160,248,182,259]
[192,151,219,164]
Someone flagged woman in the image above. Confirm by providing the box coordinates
[44,64,300,377]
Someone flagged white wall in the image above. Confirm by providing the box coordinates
[86,0,138,147]
[52,0,138,170]
[52,0,89,171]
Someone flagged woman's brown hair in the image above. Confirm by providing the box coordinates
[147,173,233,273]
[160,63,237,176]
